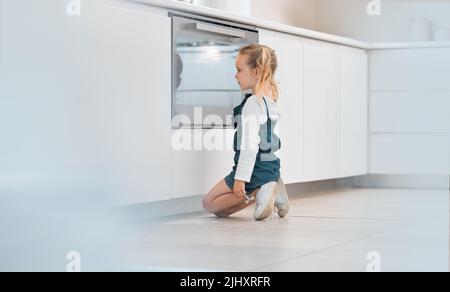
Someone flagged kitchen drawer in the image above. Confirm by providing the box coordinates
[369,133,450,175]
[370,92,450,133]
[171,129,234,199]
[369,48,450,91]
[202,129,235,194]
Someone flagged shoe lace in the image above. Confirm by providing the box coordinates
[244,193,256,204]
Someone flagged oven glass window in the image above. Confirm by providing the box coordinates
[172,16,258,128]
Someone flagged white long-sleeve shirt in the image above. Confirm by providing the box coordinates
[234,95,281,182]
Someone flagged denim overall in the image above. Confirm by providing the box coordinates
[225,94,281,193]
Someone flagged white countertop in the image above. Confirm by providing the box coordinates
[134,0,450,50]
[370,41,450,49]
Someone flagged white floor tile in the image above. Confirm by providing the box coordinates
[120,188,449,272]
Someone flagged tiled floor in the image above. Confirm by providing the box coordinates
[120,188,449,272]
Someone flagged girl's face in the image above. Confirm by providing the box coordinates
[235,54,259,92]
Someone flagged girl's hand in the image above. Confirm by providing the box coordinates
[233,180,246,199]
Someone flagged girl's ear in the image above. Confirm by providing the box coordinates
[253,67,259,77]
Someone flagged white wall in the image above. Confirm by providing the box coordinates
[251,0,317,30]
[315,0,450,42]
[193,0,318,29]
[193,0,252,16]
[192,0,450,43]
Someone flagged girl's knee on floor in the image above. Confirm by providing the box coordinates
[202,196,219,214]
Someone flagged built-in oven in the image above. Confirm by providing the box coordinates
[170,12,259,129]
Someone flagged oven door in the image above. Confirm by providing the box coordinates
[170,13,259,129]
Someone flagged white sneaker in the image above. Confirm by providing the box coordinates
[254,182,279,221]
[275,177,290,217]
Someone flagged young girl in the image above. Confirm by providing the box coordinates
[202,44,290,221]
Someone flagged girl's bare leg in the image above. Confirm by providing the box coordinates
[203,179,258,217]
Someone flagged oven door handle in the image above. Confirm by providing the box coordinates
[187,22,247,39]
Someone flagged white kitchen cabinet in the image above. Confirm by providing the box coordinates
[302,38,341,182]
[339,46,368,177]
[84,4,172,205]
[259,29,304,184]
[368,48,450,177]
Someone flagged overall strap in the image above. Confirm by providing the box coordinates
[262,97,272,143]
[262,97,270,120]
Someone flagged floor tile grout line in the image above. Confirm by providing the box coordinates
[287,215,398,222]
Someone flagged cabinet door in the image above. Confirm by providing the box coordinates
[302,38,340,182]
[260,29,304,184]
[85,4,172,205]
[340,46,368,177]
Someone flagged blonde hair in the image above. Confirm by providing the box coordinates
[239,44,279,102]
